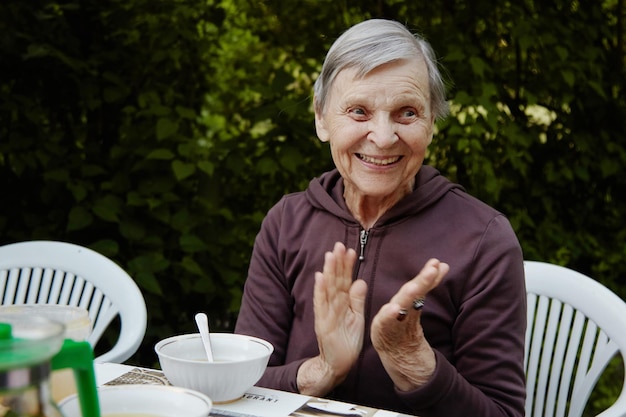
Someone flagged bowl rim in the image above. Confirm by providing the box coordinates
[154,332,274,364]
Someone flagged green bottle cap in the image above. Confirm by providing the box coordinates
[0,323,12,340]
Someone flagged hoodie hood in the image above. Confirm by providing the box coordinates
[304,166,465,227]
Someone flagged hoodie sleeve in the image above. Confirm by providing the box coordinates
[234,197,306,392]
[399,214,527,417]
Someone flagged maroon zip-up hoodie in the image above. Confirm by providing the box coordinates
[235,166,526,417]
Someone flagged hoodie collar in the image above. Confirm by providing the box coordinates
[305,166,464,227]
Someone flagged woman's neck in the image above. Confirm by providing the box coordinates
[343,182,413,229]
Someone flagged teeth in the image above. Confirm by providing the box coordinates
[358,154,400,166]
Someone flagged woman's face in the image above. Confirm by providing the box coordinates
[315,58,434,203]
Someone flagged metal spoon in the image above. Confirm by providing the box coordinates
[194,312,214,362]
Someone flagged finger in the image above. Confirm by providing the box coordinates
[313,271,328,313]
[373,302,413,336]
[329,242,355,293]
[320,249,338,296]
[349,279,368,316]
[338,247,357,291]
[389,259,449,309]
[419,258,448,290]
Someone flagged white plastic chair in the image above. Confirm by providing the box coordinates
[0,240,147,364]
[524,260,626,417]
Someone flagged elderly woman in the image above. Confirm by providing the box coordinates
[235,19,526,417]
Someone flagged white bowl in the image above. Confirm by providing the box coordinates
[155,333,273,403]
[59,384,212,417]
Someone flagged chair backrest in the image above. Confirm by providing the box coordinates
[0,240,147,364]
[524,260,626,417]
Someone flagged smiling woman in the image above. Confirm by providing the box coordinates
[235,18,526,417]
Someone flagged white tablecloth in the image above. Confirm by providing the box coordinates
[94,362,412,417]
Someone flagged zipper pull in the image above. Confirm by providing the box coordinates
[359,229,369,261]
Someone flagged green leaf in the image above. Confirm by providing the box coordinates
[147,149,176,160]
[256,157,278,175]
[180,234,209,253]
[119,220,147,241]
[469,56,486,79]
[444,48,466,62]
[129,254,170,274]
[126,191,145,207]
[518,34,534,53]
[555,46,569,60]
[92,195,123,222]
[67,206,93,231]
[197,160,215,176]
[171,208,193,232]
[561,70,575,87]
[180,256,205,276]
[103,86,128,103]
[457,138,470,151]
[279,147,303,173]
[44,169,70,182]
[67,183,88,202]
[171,159,196,180]
[588,81,606,98]
[135,271,163,296]
[81,165,107,177]
[156,118,179,140]
[177,142,195,158]
[192,275,216,292]
[175,106,197,119]
[24,44,51,59]
[89,240,120,258]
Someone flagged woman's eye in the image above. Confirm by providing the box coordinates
[349,107,366,116]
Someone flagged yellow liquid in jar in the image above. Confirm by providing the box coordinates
[51,369,77,403]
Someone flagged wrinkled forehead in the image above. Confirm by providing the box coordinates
[346,55,426,80]
[320,56,428,108]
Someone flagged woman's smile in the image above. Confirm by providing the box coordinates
[356,153,403,167]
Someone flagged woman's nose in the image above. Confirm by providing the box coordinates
[367,115,398,148]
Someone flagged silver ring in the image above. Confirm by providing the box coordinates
[412,297,425,311]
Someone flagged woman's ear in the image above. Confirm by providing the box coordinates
[315,110,330,143]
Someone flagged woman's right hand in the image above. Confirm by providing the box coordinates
[370,258,448,390]
[297,242,368,396]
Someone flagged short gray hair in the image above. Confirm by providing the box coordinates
[313,19,449,120]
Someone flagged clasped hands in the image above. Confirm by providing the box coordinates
[297,242,449,396]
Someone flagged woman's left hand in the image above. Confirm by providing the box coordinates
[297,242,368,396]
[313,242,368,378]
[370,258,449,391]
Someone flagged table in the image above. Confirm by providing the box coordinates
[95,363,416,417]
